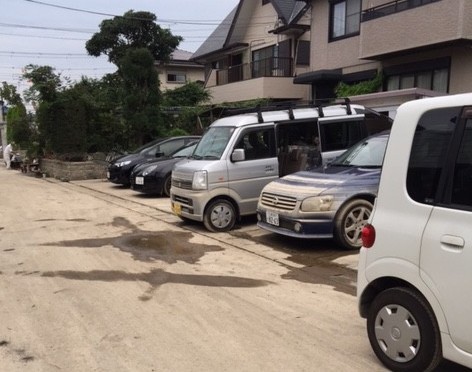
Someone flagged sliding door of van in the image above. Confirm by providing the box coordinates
[227,126,278,216]
[317,115,367,164]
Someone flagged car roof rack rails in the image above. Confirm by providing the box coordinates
[344,97,352,115]
[317,104,324,118]
[220,98,359,119]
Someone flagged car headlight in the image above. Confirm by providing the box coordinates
[143,165,158,176]
[118,160,132,167]
[301,195,334,212]
[192,170,207,190]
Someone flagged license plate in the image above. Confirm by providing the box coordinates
[135,176,144,185]
[107,171,110,179]
[172,202,182,215]
[266,211,279,226]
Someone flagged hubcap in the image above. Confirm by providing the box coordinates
[210,205,232,229]
[374,304,421,363]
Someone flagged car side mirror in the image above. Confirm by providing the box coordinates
[231,148,245,162]
[155,152,165,158]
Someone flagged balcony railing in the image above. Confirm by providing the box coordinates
[362,0,441,22]
[216,57,293,86]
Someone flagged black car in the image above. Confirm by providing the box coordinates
[130,141,198,196]
[107,136,200,186]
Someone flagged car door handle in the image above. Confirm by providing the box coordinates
[440,234,465,249]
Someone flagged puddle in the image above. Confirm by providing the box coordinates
[43,230,224,264]
[231,230,357,296]
[41,268,272,301]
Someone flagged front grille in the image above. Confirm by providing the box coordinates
[173,194,192,206]
[172,178,192,190]
[260,192,297,211]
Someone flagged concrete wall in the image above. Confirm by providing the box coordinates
[40,159,107,181]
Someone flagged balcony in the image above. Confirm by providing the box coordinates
[215,57,293,86]
[204,57,309,104]
[359,0,472,59]
[362,0,441,22]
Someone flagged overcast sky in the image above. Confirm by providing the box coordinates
[0,0,239,94]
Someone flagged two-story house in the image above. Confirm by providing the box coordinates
[196,0,472,117]
[294,0,472,116]
[192,0,313,104]
[156,49,205,91]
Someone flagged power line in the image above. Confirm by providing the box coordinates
[22,0,277,26]
[0,22,95,34]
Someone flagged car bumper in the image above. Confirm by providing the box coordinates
[107,169,131,185]
[131,176,162,194]
[256,209,334,239]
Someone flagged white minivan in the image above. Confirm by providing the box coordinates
[357,93,472,371]
[171,102,391,232]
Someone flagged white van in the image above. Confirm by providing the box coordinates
[357,93,472,371]
[171,102,391,232]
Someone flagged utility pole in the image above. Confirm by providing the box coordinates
[0,100,7,152]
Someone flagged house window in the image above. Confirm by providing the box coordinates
[296,40,310,66]
[167,73,186,84]
[330,0,361,40]
[386,68,449,93]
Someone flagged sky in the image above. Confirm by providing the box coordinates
[0,0,239,95]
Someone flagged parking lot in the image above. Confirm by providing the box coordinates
[0,168,467,371]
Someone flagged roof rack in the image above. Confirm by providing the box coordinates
[220,98,355,121]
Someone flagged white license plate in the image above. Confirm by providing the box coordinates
[266,211,279,226]
[135,176,144,185]
[107,171,110,179]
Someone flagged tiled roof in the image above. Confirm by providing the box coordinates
[192,0,309,61]
[192,6,238,60]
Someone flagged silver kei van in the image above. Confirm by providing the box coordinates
[170,102,391,232]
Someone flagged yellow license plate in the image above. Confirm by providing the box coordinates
[172,202,182,215]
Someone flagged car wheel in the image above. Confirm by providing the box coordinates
[367,287,442,372]
[163,174,172,197]
[203,199,236,232]
[334,199,372,250]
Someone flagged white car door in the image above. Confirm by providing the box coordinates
[420,112,472,353]
[420,207,472,353]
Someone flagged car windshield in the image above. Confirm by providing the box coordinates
[330,134,388,167]
[192,127,235,160]
[134,138,166,154]
[172,143,198,158]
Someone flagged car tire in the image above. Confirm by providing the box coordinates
[367,287,442,372]
[203,199,236,232]
[334,199,372,250]
[163,174,172,197]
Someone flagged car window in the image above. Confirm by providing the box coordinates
[407,107,460,204]
[319,120,366,152]
[234,128,276,161]
[331,134,388,167]
[450,117,472,207]
[172,143,197,158]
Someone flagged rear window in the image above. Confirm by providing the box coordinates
[319,120,366,152]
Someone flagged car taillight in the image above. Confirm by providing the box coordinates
[362,224,376,248]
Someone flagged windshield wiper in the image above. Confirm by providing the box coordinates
[203,155,219,160]
[191,154,203,160]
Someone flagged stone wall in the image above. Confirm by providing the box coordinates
[40,158,107,181]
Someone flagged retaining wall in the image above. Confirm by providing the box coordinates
[40,158,107,181]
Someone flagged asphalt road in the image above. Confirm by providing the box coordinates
[0,166,467,372]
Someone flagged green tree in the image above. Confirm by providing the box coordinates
[0,81,23,107]
[0,82,30,148]
[86,10,182,147]
[86,11,182,65]
[22,64,65,105]
[162,82,211,134]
